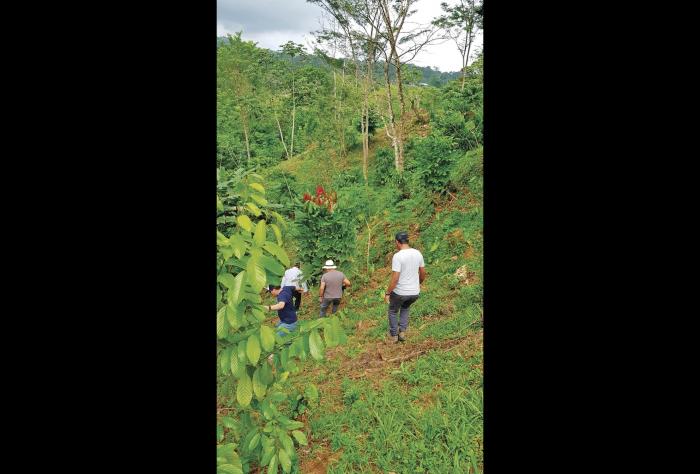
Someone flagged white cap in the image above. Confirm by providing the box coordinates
[322,259,337,269]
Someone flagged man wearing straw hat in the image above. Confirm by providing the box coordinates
[318,259,351,317]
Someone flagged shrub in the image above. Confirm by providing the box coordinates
[409,133,460,193]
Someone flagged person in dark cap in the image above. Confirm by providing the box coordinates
[264,284,298,337]
[384,231,426,343]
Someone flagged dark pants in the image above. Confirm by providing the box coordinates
[293,290,302,310]
[388,292,419,336]
[319,298,341,317]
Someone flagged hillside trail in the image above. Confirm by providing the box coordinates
[294,265,483,474]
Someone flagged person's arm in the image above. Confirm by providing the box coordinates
[319,281,326,302]
[419,266,426,284]
[266,301,285,311]
[385,271,400,303]
[342,278,351,288]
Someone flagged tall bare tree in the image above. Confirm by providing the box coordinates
[432,0,483,91]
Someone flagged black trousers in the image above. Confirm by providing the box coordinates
[292,290,302,310]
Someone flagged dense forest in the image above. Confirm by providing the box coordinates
[217,36,462,87]
[217,1,483,473]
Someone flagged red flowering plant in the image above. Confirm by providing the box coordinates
[302,185,337,212]
[295,184,354,283]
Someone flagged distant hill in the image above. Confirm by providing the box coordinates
[217,36,460,88]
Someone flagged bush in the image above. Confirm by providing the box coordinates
[448,146,483,198]
[409,133,460,193]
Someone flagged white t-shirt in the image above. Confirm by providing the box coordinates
[391,248,425,295]
[280,267,308,292]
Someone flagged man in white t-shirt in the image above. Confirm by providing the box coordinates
[384,231,426,343]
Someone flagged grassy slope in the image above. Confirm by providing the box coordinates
[261,128,484,473]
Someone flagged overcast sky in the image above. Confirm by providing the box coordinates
[217,0,482,73]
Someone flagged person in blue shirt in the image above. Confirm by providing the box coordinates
[264,284,298,337]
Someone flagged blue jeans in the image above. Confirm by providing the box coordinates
[319,298,341,317]
[275,321,298,337]
[387,292,419,336]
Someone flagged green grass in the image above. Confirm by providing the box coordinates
[308,350,483,473]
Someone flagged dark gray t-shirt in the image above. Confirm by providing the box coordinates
[321,270,346,299]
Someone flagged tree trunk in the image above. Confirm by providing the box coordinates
[462,21,474,92]
[290,74,295,159]
[275,115,290,160]
[383,60,402,172]
[239,107,252,165]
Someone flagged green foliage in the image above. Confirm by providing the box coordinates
[292,186,357,284]
[217,179,347,473]
[449,146,483,199]
[409,133,461,193]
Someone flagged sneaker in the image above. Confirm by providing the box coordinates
[387,334,399,344]
[398,331,406,342]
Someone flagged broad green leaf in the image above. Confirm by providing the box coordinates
[260,325,275,352]
[217,443,236,463]
[221,246,233,260]
[290,337,305,359]
[248,172,264,182]
[236,372,253,407]
[279,347,289,370]
[263,242,290,267]
[261,446,275,466]
[308,329,324,361]
[221,416,237,429]
[283,420,304,430]
[248,432,261,451]
[217,231,229,246]
[251,307,266,322]
[304,384,319,402]
[230,349,239,377]
[323,322,337,348]
[217,273,236,289]
[237,341,247,365]
[229,271,246,306]
[236,215,253,231]
[278,446,292,473]
[230,234,246,259]
[271,211,287,230]
[267,454,277,474]
[270,392,286,402]
[246,202,262,217]
[466,120,476,131]
[217,307,227,339]
[249,182,265,193]
[279,430,294,457]
[241,291,262,304]
[225,304,240,329]
[246,256,267,292]
[217,195,224,211]
[253,220,267,247]
[253,367,267,399]
[217,425,224,443]
[270,223,283,246]
[259,255,285,276]
[260,363,273,385]
[218,464,242,474]
[292,430,308,446]
[246,334,261,365]
[219,347,230,374]
[250,193,268,207]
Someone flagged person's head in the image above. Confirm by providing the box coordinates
[322,259,337,272]
[395,231,410,249]
[267,284,282,296]
[293,261,301,269]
